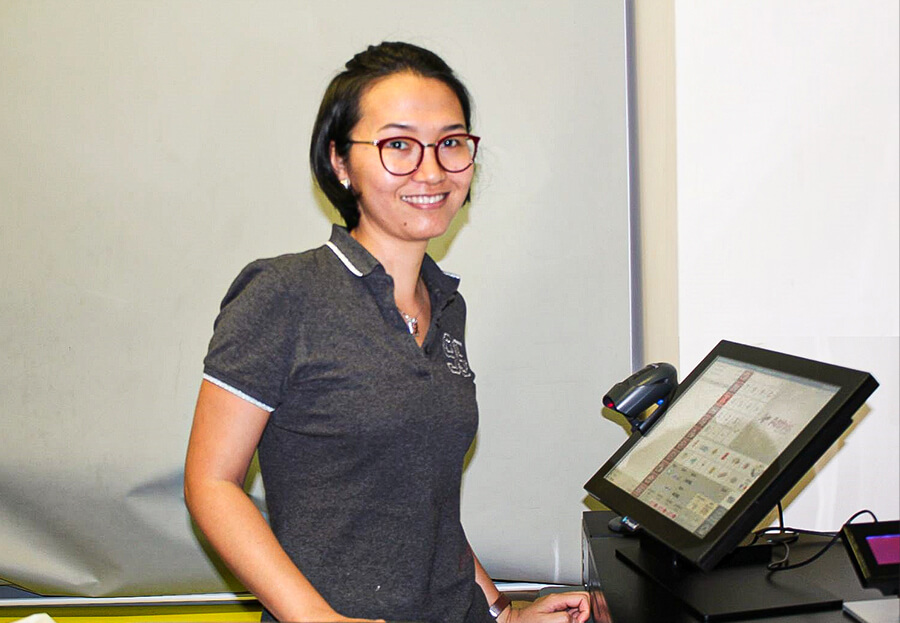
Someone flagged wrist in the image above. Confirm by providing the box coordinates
[489,593,512,622]
[278,601,341,623]
[497,604,515,623]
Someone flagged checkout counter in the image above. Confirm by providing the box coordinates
[582,510,898,623]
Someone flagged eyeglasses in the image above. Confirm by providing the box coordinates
[347,133,480,176]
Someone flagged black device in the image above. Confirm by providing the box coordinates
[842,520,900,595]
[586,340,878,573]
[583,509,894,623]
[603,362,678,435]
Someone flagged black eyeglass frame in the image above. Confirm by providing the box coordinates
[347,133,481,176]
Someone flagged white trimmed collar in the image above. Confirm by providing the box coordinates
[325,240,363,277]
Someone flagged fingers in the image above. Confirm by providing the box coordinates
[536,610,586,623]
[536,591,589,611]
[524,591,590,622]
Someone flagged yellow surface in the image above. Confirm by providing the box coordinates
[0,597,531,621]
[0,604,262,622]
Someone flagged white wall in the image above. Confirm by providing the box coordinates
[638,0,899,530]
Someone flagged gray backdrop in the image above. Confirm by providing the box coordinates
[0,0,633,595]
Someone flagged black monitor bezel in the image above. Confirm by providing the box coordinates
[585,340,878,572]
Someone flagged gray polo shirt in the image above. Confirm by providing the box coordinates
[203,225,490,623]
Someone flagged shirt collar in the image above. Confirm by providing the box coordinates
[324,225,461,300]
[325,225,380,277]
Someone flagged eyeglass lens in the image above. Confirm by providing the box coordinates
[379,135,478,175]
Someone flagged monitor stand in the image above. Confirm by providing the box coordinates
[614,534,842,622]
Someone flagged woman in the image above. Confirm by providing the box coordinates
[184,41,589,623]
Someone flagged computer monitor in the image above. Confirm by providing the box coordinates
[585,340,878,572]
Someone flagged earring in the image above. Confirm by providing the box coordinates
[340,179,351,190]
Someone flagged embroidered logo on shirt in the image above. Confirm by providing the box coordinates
[442,332,472,378]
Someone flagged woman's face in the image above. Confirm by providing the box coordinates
[331,72,474,247]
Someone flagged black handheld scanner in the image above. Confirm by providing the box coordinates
[603,362,678,434]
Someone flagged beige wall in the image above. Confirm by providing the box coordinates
[633,1,679,365]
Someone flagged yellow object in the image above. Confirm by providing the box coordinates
[0,604,261,622]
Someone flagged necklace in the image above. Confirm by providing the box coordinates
[400,309,420,336]
[399,281,425,337]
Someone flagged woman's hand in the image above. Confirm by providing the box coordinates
[501,591,591,623]
[466,543,588,623]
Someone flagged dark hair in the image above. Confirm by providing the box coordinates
[310,41,473,230]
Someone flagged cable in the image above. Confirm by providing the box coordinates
[749,502,800,547]
[764,509,878,573]
[765,502,799,544]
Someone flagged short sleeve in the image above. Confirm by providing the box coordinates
[203,259,298,411]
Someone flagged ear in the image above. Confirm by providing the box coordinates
[329,140,349,182]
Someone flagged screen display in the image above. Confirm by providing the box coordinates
[867,534,900,566]
[604,356,840,537]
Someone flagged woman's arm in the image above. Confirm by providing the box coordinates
[471,547,506,615]
[470,546,590,623]
[184,380,376,623]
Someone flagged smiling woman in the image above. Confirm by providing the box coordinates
[0,1,636,611]
[331,72,476,264]
[183,42,589,623]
